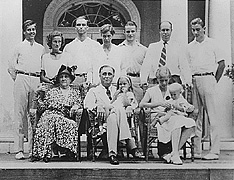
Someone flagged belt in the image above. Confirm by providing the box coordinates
[192,72,214,77]
[75,73,87,77]
[17,70,40,77]
[127,72,140,77]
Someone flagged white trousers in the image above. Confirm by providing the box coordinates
[192,75,220,155]
[13,74,40,153]
[107,106,136,156]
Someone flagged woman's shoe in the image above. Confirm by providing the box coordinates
[171,155,183,165]
[67,151,76,162]
[29,156,39,162]
[162,153,171,163]
[43,157,50,163]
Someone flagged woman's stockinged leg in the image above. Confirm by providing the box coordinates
[178,127,195,149]
[171,128,181,156]
[171,128,183,165]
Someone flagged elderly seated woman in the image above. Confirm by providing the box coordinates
[31,65,82,162]
[139,66,196,165]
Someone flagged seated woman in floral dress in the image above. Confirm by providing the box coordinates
[32,65,82,162]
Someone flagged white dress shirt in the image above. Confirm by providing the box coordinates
[118,40,147,75]
[41,52,73,79]
[84,84,116,110]
[186,35,225,74]
[93,43,121,84]
[64,37,103,83]
[8,39,44,74]
[140,40,192,84]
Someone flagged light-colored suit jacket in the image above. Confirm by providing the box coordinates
[84,84,116,110]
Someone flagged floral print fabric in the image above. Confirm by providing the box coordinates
[32,86,82,159]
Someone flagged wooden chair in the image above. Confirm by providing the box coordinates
[87,108,140,162]
[141,87,198,162]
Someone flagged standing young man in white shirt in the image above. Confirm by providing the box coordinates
[93,24,121,85]
[63,16,103,86]
[8,20,44,160]
[118,21,147,103]
[186,18,225,160]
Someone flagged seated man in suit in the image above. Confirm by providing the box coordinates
[84,65,143,165]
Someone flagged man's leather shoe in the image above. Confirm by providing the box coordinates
[109,155,119,165]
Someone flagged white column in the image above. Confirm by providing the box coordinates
[0,0,22,138]
[209,0,233,139]
[231,0,234,138]
[161,0,187,45]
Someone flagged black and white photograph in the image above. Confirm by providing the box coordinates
[0,0,234,179]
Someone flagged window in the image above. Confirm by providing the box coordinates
[58,2,126,28]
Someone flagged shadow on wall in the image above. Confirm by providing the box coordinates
[0,102,14,137]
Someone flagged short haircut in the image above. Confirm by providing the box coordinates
[76,16,88,24]
[23,20,36,31]
[155,66,171,79]
[99,64,115,74]
[168,83,183,93]
[100,24,115,36]
[124,20,137,30]
[190,18,205,27]
[46,30,65,49]
[159,21,173,30]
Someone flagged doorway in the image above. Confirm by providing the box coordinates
[43,0,141,48]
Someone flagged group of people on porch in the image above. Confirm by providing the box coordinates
[8,16,225,165]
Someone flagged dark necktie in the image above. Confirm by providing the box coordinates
[159,42,167,67]
[105,87,112,100]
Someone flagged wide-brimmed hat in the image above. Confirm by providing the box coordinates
[55,65,75,84]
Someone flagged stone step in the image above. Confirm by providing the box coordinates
[1,136,234,153]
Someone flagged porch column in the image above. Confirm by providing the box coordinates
[231,0,234,138]
[209,0,233,139]
[161,0,187,45]
[0,0,22,139]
